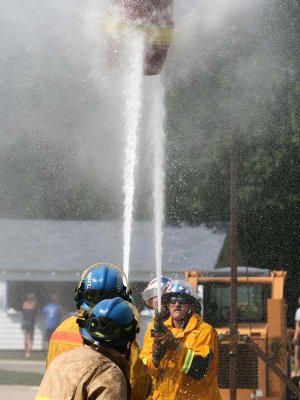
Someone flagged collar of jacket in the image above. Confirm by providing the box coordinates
[165,313,200,337]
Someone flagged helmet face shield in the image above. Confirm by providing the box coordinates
[168,295,193,305]
[142,287,157,304]
[162,280,199,307]
[79,298,138,347]
[84,289,119,306]
[87,317,124,342]
[142,276,171,306]
[85,316,137,343]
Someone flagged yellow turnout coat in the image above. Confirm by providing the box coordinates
[140,313,222,400]
[46,314,152,400]
[37,345,128,400]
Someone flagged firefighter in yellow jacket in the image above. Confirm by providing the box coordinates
[140,280,222,400]
[36,297,137,400]
[46,262,151,400]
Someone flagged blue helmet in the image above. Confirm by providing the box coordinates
[74,262,129,311]
[78,297,137,347]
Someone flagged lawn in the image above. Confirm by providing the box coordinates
[0,350,45,361]
[0,370,43,386]
[0,350,44,386]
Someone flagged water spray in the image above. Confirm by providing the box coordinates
[150,78,166,314]
[122,31,145,280]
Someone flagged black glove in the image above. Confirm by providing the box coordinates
[152,338,167,366]
[152,329,181,366]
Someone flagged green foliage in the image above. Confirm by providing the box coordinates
[0,135,120,220]
[164,0,300,323]
[1,1,299,317]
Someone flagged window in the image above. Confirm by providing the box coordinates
[6,281,78,313]
[203,283,271,326]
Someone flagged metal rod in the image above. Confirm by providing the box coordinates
[229,132,238,400]
[242,335,300,399]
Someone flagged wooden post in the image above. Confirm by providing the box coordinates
[229,132,238,400]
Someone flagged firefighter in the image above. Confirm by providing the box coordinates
[140,280,222,400]
[36,297,137,400]
[142,276,171,315]
[46,262,152,400]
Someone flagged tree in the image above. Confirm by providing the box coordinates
[165,0,300,323]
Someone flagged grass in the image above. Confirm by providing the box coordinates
[0,350,45,386]
[0,350,45,361]
[0,370,43,386]
[0,351,294,387]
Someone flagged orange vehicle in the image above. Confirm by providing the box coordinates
[105,0,174,75]
[186,267,290,400]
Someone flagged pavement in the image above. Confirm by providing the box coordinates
[0,314,153,399]
[0,384,39,399]
[0,359,45,399]
[0,359,45,374]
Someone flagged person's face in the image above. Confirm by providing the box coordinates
[149,296,158,311]
[168,298,190,322]
[149,297,169,316]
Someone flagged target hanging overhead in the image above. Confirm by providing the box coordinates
[105,0,174,75]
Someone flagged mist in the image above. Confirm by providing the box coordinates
[0,0,292,219]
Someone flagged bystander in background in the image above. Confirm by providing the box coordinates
[21,293,38,358]
[42,293,62,351]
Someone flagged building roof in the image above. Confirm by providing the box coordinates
[201,266,271,277]
[0,219,227,282]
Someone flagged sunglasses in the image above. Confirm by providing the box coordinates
[168,296,189,305]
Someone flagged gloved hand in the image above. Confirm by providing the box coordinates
[152,328,181,366]
[152,338,167,366]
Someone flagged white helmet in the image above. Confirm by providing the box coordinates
[142,276,171,306]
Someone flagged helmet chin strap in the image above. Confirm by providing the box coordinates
[125,341,133,361]
[92,341,100,351]
[182,305,194,329]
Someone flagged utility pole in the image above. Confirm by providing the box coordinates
[229,130,238,400]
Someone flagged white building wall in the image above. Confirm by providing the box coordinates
[0,281,7,310]
[0,310,43,350]
[0,282,43,350]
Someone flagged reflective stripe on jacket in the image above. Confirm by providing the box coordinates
[36,346,127,400]
[140,314,222,400]
[47,314,152,400]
